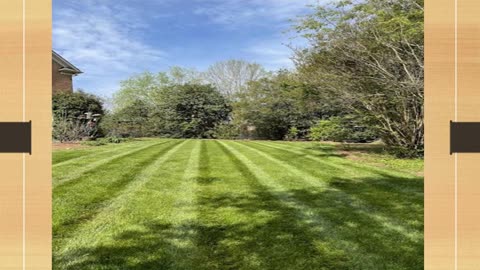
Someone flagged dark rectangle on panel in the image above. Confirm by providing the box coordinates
[451,121,480,154]
[0,121,31,154]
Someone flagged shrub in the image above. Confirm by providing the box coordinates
[53,116,88,143]
[53,91,105,141]
[100,100,153,138]
[81,140,107,146]
[80,136,128,146]
[53,90,104,120]
[212,123,239,139]
[387,146,424,159]
[102,136,128,144]
[285,127,300,141]
[158,84,232,138]
[308,116,377,143]
[308,118,347,142]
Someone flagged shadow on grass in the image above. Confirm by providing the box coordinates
[53,142,179,244]
[301,142,389,156]
[56,177,423,269]
[55,143,423,270]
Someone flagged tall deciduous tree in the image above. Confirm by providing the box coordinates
[294,0,424,154]
[156,84,231,138]
[113,67,203,111]
[204,60,268,98]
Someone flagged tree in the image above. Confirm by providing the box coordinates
[308,116,377,143]
[294,0,424,155]
[111,70,229,138]
[53,90,104,120]
[204,60,268,98]
[156,84,231,138]
[233,71,307,140]
[233,70,345,140]
[100,100,152,138]
[52,90,105,141]
[113,67,203,111]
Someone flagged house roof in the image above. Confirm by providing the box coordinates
[52,50,83,75]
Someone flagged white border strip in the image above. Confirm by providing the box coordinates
[454,0,458,269]
[22,0,26,269]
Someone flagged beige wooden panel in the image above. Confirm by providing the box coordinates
[0,0,51,269]
[425,0,456,269]
[457,0,480,269]
[25,0,52,269]
[0,0,25,268]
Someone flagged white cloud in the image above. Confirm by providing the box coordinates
[193,0,322,27]
[53,0,167,96]
[244,41,294,70]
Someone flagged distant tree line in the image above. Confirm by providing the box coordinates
[53,0,423,157]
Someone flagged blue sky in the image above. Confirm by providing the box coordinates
[53,0,319,97]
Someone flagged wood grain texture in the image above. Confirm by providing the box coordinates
[0,1,25,268]
[0,0,51,269]
[457,0,480,269]
[426,0,480,269]
[425,0,455,268]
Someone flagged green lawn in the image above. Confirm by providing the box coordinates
[53,139,423,270]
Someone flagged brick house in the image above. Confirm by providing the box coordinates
[52,50,82,94]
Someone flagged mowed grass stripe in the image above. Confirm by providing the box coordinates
[211,141,346,269]
[219,141,331,227]
[54,140,200,269]
[192,141,266,269]
[54,140,190,255]
[52,139,423,270]
[250,141,361,177]
[247,140,423,206]
[224,141,422,268]
[238,141,420,211]
[254,141,423,196]
[53,139,158,166]
[53,140,169,186]
[163,140,202,270]
[53,140,184,241]
[231,141,328,187]
[265,140,417,177]
[246,140,384,181]
[218,141,360,268]
[53,148,95,165]
[233,141,422,240]
[173,140,201,222]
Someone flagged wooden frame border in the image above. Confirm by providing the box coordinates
[0,0,51,269]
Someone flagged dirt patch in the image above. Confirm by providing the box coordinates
[342,150,424,177]
[340,151,365,161]
[53,142,88,150]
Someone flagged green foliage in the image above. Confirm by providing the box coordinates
[309,116,377,143]
[211,123,240,139]
[387,146,424,159]
[109,70,230,139]
[157,84,231,138]
[80,140,107,146]
[234,71,323,140]
[294,0,424,154]
[102,136,128,144]
[285,127,300,141]
[113,68,203,111]
[233,70,349,140]
[81,136,129,146]
[52,91,105,141]
[309,118,347,142]
[53,90,104,120]
[100,100,153,138]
